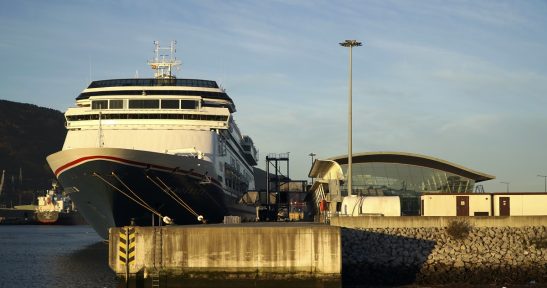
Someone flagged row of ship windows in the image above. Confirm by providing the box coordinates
[224,163,249,195]
[87,79,218,89]
[66,113,228,121]
[80,90,227,98]
[91,99,198,110]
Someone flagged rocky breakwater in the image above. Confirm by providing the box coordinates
[342,223,546,286]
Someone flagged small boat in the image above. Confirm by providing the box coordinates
[35,182,86,225]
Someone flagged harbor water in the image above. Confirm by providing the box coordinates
[0,225,539,288]
[0,225,339,288]
[0,225,117,288]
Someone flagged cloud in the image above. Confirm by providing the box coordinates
[371,0,531,27]
[1,0,547,190]
[438,114,500,134]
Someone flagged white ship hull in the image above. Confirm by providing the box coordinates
[47,147,255,239]
[47,42,260,239]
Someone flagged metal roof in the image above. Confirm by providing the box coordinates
[328,151,495,182]
[308,159,344,179]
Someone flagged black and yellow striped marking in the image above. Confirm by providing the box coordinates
[119,227,136,265]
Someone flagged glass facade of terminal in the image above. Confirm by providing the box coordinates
[340,162,476,215]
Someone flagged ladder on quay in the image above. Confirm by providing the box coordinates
[151,227,162,288]
[151,270,160,288]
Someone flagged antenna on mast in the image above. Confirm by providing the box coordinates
[148,40,181,79]
[88,56,92,83]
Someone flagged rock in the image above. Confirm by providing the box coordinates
[340,225,547,286]
[453,259,465,268]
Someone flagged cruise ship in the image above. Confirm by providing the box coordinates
[47,41,258,239]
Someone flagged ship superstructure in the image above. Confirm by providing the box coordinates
[47,41,258,238]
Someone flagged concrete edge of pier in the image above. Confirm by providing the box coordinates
[109,223,341,281]
[329,215,547,228]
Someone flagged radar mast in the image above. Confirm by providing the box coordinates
[148,40,181,79]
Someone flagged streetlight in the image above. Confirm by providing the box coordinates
[500,181,510,193]
[339,39,362,196]
[537,175,547,192]
[309,153,316,185]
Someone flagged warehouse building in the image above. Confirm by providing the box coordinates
[421,193,547,216]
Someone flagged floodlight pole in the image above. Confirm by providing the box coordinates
[309,153,316,185]
[340,40,362,196]
[537,175,547,192]
[500,181,510,193]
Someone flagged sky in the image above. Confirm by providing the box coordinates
[1,0,547,192]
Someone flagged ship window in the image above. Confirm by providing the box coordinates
[161,100,179,109]
[181,100,197,110]
[66,113,229,121]
[129,99,160,109]
[79,90,229,100]
[109,100,123,109]
[91,100,108,110]
[87,79,219,89]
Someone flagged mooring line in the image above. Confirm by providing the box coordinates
[111,172,156,213]
[93,172,163,218]
[144,172,205,223]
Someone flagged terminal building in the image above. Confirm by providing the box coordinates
[309,151,547,218]
[308,151,496,216]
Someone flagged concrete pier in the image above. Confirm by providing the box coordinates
[109,223,341,282]
[330,215,547,228]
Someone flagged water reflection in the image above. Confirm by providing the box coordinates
[0,226,117,288]
[57,242,117,287]
[117,277,341,288]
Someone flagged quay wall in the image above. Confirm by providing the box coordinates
[0,208,36,224]
[332,216,547,285]
[330,215,547,228]
[109,224,340,281]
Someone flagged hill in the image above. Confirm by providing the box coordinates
[0,99,66,205]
